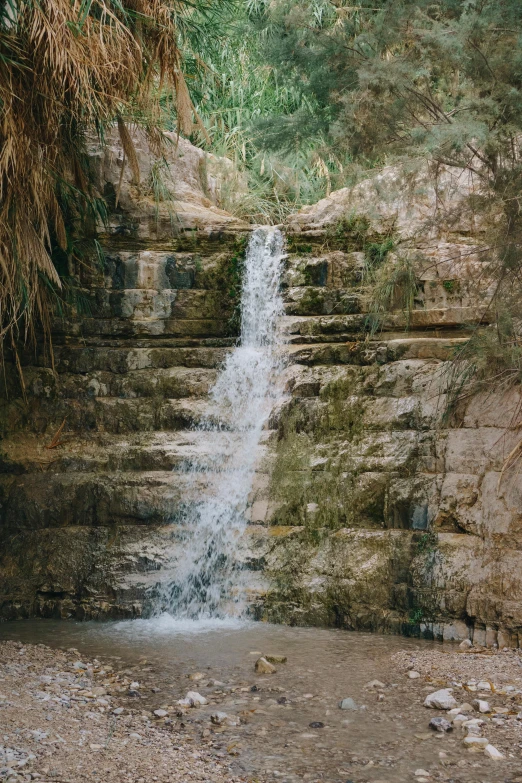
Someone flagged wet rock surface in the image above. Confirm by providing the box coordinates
[1,622,522,783]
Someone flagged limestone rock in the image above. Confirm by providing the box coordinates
[255,657,276,675]
[484,744,504,760]
[339,698,358,711]
[90,128,249,237]
[178,691,207,707]
[264,654,287,664]
[424,690,457,710]
[429,717,452,733]
[462,736,488,749]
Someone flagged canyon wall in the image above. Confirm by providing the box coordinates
[1,141,521,647]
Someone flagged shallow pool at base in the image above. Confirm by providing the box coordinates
[0,619,504,783]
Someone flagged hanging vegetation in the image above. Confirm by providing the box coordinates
[0,0,227,350]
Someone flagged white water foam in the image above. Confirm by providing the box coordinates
[157,227,286,620]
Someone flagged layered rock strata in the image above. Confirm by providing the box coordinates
[256,163,522,646]
[1,150,521,648]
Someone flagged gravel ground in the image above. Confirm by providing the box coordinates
[0,641,249,783]
[393,643,522,775]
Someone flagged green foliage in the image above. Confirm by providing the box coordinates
[221,236,248,336]
[408,607,424,625]
[366,254,419,336]
[416,529,438,556]
[443,312,522,420]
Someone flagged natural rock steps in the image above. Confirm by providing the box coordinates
[1,397,219,435]
[0,469,264,528]
[281,308,489,339]
[285,339,468,366]
[1,430,269,474]
[52,317,228,339]
[16,366,218,400]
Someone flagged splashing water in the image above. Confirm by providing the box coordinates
[158,227,286,620]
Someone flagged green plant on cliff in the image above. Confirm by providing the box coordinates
[0,0,232,353]
[220,236,248,336]
[366,253,419,336]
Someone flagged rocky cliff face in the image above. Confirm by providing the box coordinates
[259,163,522,647]
[1,145,521,647]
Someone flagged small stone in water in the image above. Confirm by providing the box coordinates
[339,698,357,711]
[309,722,324,729]
[255,657,276,675]
[264,654,287,664]
[429,717,452,733]
[184,691,207,707]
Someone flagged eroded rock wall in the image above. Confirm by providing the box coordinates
[0,133,251,619]
[254,163,522,646]
[1,148,521,647]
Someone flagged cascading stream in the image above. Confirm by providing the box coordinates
[158,227,286,620]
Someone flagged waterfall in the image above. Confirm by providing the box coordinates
[159,227,285,620]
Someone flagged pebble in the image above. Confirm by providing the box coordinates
[476,681,491,691]
[459,639,472,650]
[407,671,421,679]
[429,717,452,733]
[264,655,287,664]
[484,743,504,760]
[309,722,324,729]
[112,707,124,715]
[472,699,490,713]
[188,672,205,681]
[153,709,168,718]
[255,658,276,675]
[211,712,229,726]
[186,691,207,707]
[462,736,488,748]
[414,770,430,778]
[364,680,385,689]
[423,689,457,710]
[339,698,357,711]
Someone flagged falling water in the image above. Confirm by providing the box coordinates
[159,227,286,620]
